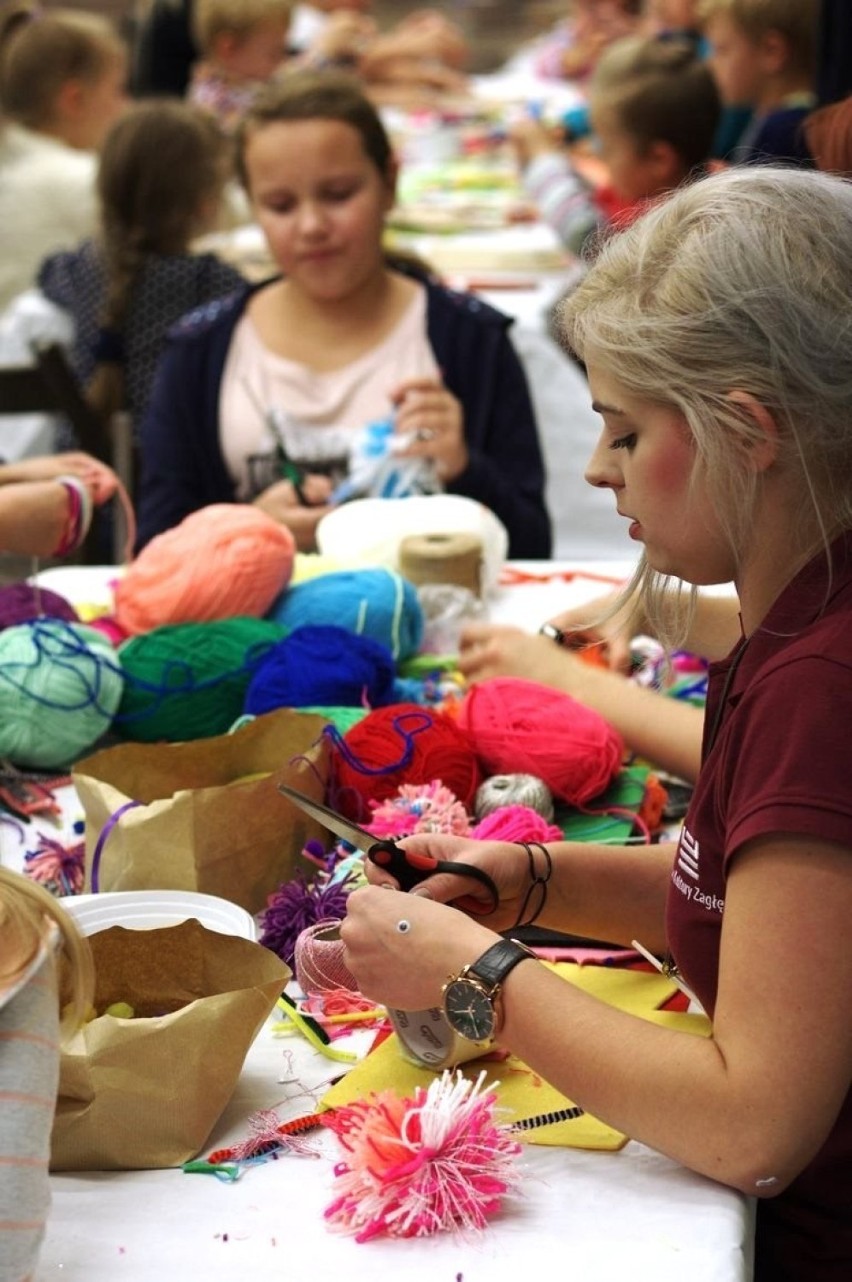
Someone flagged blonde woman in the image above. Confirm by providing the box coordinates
[340,166,852,1282]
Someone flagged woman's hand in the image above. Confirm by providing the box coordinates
[252,473,333,551]
[366,833,539,933]
[339,883,498,1010]
[459,622,586,686]
[391,376,468,481]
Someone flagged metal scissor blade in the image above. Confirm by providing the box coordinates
[278,783,377,855]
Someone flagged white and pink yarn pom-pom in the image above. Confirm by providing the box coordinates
[322,1070,522,1241]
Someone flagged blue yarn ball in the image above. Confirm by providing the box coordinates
[244,625,397,714]
[0,619,124,768]
[266,568,423,660]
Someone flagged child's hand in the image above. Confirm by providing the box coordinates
[312,11,376,61]
[253,474,333,551]
[508,116,564,168]
[390,377,468,482]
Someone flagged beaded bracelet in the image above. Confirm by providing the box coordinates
[513,841,554,928]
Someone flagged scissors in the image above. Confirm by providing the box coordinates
[278,783,500,915]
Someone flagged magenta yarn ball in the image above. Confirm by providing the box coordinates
[114,504,296,635]
[458,677,624,806]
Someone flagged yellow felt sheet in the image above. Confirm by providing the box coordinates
[319,964,711,1150]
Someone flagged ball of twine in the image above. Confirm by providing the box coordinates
[329,702,481,823]
[474,773,555,822]
[244,625,397,715]
[114,504,296,635]
[115,616,285,742]
[294,919,360,997]
[0,619,124,769]
[459,677,623,806]
[267,567,423,661]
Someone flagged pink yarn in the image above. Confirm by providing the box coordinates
[458,677,623,806]
[113,504,296,635]
[470,803,563,844]
[294,919,360,996]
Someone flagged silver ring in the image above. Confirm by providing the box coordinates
[396,919,411,934]
[415,428,436,443]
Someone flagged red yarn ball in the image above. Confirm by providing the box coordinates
[330,703,481,823]
[458,677,623,806]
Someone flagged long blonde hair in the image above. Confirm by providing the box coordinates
[0,867,93,1037]
[559,165,852,640]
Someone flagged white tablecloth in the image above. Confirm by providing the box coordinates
[38,1022,754,1282]
[2,561,753,1280]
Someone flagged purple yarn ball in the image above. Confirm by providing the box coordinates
[0,583,79,631]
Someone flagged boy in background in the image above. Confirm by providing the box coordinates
[697,0,818,163]
[511,35,720,256]
[188,0,292,132]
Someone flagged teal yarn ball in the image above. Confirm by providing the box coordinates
[116,616,286,742]
[267,567,424,661]
[0,619,124,769]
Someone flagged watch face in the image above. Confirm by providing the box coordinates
[443,978,495,1042]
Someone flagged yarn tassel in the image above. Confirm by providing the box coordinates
[23,832,86,896]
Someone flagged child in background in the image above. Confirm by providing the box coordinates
[0,867,93,1282]
[135,71,551,560]
[511,35,720,256]
[697,0,818,164]
[0,2,128,311]
[188,0,293,132]
[340,165,852,1282]
[517,0,644,84]
[31,100,245,428]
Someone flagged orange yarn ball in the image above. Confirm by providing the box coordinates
[115,504,296,635]
[330,703,481,824]
[458,677,624,806]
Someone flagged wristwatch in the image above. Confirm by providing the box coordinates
[442,938,536,1043]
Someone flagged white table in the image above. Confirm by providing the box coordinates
[38,1024,754,1282]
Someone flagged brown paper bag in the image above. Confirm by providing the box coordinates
[73,708,330,914]
[51,919,290,1170]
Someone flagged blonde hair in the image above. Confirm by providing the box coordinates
[558,166,852,639]
[192,0,292,53]
[590,35,720,172]
[0,867,93,1038]
[0,1,125,129]
[697,0,817,76]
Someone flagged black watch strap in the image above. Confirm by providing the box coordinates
[468,938,535,989]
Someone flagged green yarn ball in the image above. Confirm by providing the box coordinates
[0,619,124,769]
[116,617,286,742]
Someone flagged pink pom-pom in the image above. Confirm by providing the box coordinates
[365,781,472,839]
[458,677,623,806]
[470,803,563,844]
[323,1070,522,1241]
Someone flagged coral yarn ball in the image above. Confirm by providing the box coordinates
[114,504,296,634]
[332,703,481,824]
[458,677,623,806]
